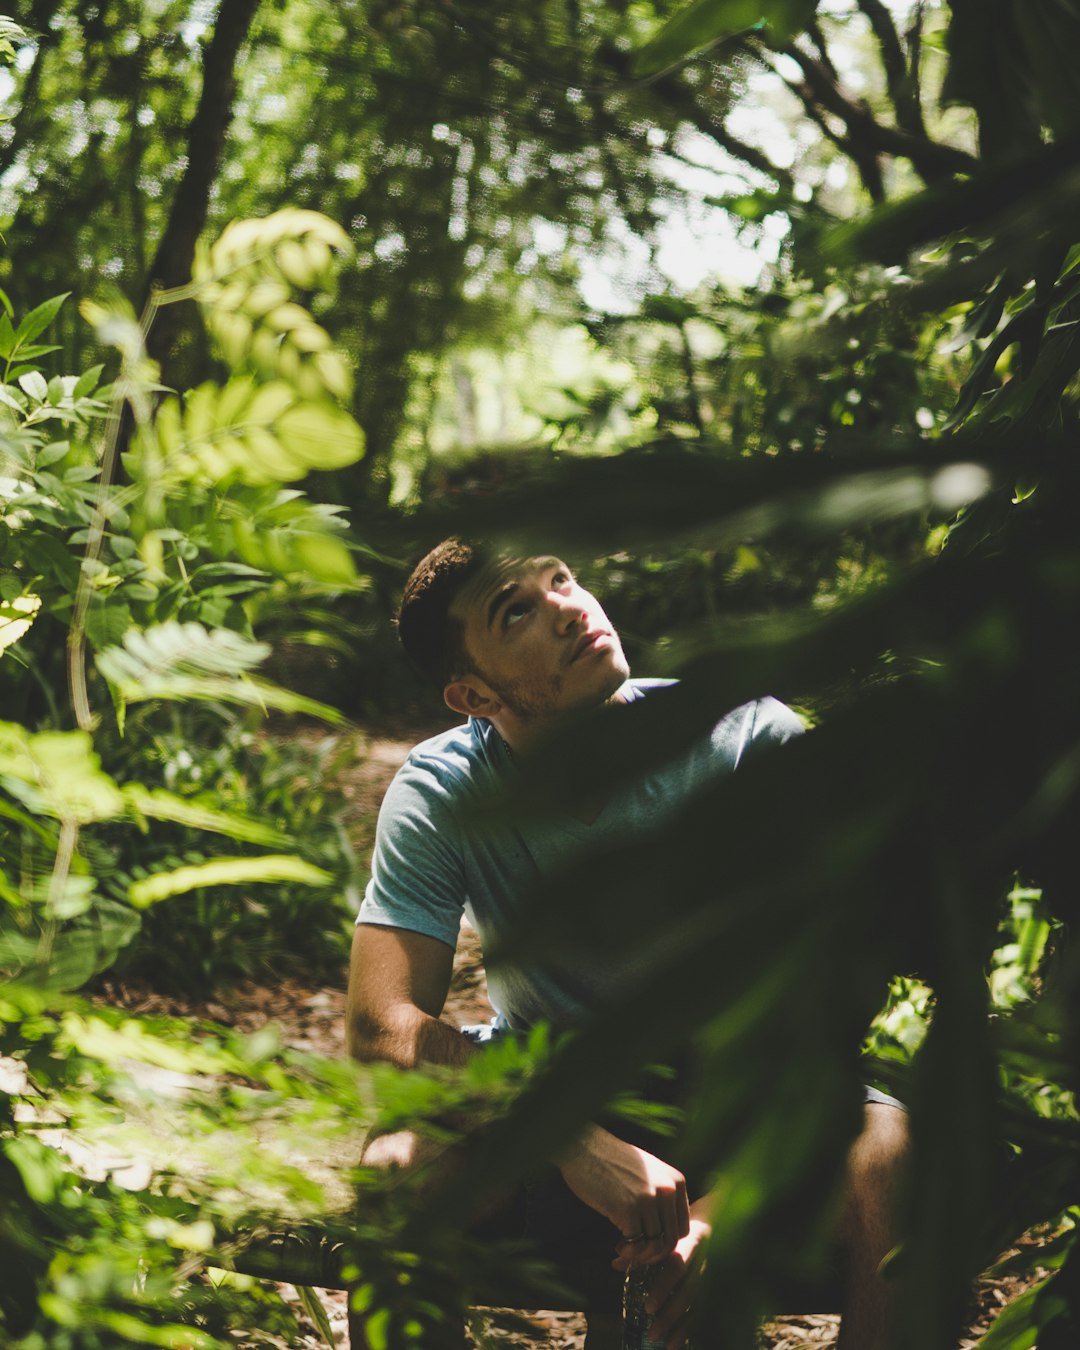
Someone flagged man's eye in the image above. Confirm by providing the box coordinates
[504,602,530,627]
[552,571,570,587]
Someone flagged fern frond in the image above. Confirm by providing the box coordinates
[95,623,344,723]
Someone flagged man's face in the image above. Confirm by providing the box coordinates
[449,556,629,723]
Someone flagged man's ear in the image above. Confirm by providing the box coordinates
[443,676,501,720]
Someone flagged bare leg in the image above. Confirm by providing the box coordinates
[836,1102,910,1350]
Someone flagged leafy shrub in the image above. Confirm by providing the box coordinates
[1,207,383,1346]
[99,705,363,990]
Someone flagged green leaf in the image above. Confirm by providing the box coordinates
[632,0,817,77]
[14,292,70,348]
[128,854,334,907]
[123,784,292,847]
[363,1308,390,1350]
[297,1285,336,1348]
[95,621,344,718]
[97,621,271,686]
[274,400,365,470]
[14,343,61,362]
[37,441,70,467]
[2,1136,64,1204]
[117,673,344,721]
[73,363,105,398]
[60,1009,244,1076]
[0,594,41,653]
[291,532,358,586]
[18,370,48,402]
[975,1274,1067,1349]
[62,464,101,483]
[0,312,16,359]
[0,722,125,822]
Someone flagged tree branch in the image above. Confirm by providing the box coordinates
[0,0,64,180]
[805,18,840,83]
[143,0,262,373]
[752,40,886,201]
[906,2,925,114]
[765,38,977,186]
[857,0,926,139]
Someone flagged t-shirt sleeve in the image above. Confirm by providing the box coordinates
[745,695,805,753]
[711,694,805,769]
[356,761,466,950]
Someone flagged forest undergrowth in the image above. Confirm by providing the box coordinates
[91,721,1053,1350]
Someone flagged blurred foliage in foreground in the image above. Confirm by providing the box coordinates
[405,4,1080,1349]
[2,3,1080,1350]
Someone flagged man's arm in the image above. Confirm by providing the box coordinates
[346,922,475,1172]
[346,922,473,1069]
[347,922,689,1262]
[559,1124,690,1267]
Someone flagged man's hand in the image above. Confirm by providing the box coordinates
[361,1128,443,1173]
[632,1201,712,1350]
[557,1125,690,1266]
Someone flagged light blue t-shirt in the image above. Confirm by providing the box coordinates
[358,681,803,1031]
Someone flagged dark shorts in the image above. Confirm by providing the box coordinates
[464,1027,906,1310]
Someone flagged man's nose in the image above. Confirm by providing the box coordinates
[548,589,587,630]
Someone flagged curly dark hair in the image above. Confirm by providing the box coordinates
[396,537,499,687]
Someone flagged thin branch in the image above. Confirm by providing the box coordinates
[760,38,977,186]
[857,0,927,139]
[40,816,79,969]
[754,41,886,201]
[677,321,706,436]
[66,282,173,732]
[641,76,797,191]
[704,119,797,190]
[805,18,840,83]
[906,2,925,113]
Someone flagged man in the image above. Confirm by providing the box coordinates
[346,537,908,1349]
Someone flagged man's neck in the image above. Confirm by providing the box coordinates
[490,686,629,760]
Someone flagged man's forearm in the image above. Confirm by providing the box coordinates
[348,1004,476,1174]
[347,1001,474,1070]
[557,1122,691,1266]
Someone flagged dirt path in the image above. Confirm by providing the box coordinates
[97,724,1044,1349]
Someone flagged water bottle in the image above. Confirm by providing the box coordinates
[622,1265,667,1350]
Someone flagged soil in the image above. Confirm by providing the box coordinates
[94,723,1049,1349]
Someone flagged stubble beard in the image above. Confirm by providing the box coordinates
[478,654,629,722]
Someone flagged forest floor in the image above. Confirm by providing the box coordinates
[97,722,1048,1349]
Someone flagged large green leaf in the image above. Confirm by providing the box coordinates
[976,1273,1068,1349]
[632,0,818,77]
[123,786,291,848]
[12,292,70,350]
[0,722,125,823]
[128,854,334,907]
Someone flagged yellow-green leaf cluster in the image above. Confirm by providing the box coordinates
[225,512,359,587]
[135,377,364,486]
[0,722,124,823]
[194,209,354,403]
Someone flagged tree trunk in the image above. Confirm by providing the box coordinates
[143,0,262,380]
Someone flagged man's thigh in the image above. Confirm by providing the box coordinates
[468,1158,627,1313]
